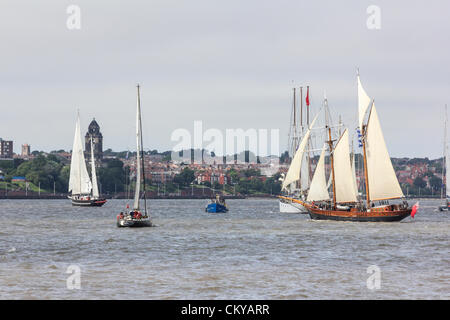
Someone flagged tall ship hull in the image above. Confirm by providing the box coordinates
[307,205,411,222]
[69,196,107,207]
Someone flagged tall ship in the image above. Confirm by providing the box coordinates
[117,84,153,227]
[68,112,106,207]
[279,86,313,213]
[284,72,415,222]
[439,105,449,211]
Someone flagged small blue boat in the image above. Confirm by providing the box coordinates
[206,195,229,213]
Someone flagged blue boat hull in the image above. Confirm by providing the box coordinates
[206,203,228,213]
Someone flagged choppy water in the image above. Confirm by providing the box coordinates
[0,199,448,299]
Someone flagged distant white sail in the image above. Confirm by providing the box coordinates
[68,113,92,195]
[282,113,319,190]
[358,74,371,130]
[366,103,404,200]
[90,137,100,198]
[133,89,142,210]
[333,129,357,203]
[307,144,330,201]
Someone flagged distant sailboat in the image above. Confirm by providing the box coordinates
[289,72,415,222]
[68,112,106,207]
[117,85,152,227]
[439,105,449,211]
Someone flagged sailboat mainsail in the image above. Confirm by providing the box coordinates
[333,129,357,203]
[365,103,404,200]
[90,137,100,199]
[69,113,92,196]
[282,113,319,190]
[307,144,330,201]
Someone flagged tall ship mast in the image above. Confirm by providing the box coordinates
[279,85,314,213]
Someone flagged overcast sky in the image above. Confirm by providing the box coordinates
[0,0,448,159]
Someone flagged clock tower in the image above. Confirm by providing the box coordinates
[85,118,103,162]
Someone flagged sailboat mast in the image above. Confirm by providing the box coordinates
[442,104,448,201]
[327,125,336,209]
[362,101,374,209]
[137,84,148,216]
[300,86,303,134]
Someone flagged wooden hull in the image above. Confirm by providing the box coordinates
[70,197,107,207]
[280,196,412,222]
[308,207,411,222]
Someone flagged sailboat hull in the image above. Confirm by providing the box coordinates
[70,197,107,207]
[279,199,307,214]
[278,196,308,213]
[117,218,152,228]
[307,206,411,222]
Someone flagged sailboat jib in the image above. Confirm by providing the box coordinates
[365,103,404,201]
[90,136,100,199]
[282,112,320,190]
[333,129,357,203]
[358,74,372,130]
[68,113,92,195]
[307,144,330,202]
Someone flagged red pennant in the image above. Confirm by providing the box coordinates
[306,86,310,107]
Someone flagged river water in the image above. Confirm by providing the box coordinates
[0,199,448,299]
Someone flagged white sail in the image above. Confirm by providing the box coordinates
[358,74,371,130]
[300,149,310,191]
[307,144,330,201]
[90,136,100,199]
[133,89,142,210]
[68,113,92,195]
[333,129,357,203]
[366,103,404,200]
[282,113,319,190]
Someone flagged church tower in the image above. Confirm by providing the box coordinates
[85,118,103,162]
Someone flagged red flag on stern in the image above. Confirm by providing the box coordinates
[411,201,419,218]
[306,86,310,107]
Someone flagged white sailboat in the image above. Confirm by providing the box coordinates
[68,112,106,207]
[279,87,314,213]
[279,112,319,213]
[117,84,152,227]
